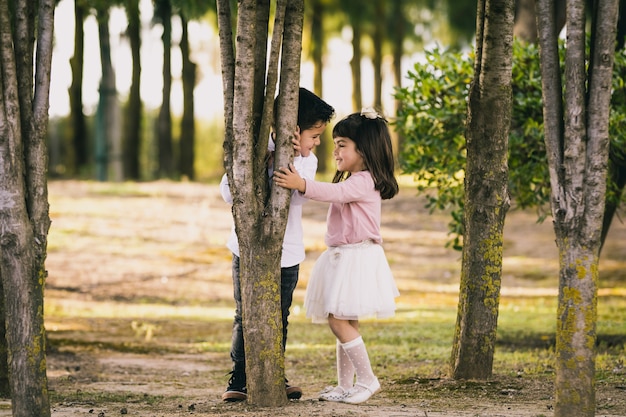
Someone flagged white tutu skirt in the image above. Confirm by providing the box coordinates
[304,240,399,324]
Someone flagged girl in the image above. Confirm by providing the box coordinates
[273,109,399,404]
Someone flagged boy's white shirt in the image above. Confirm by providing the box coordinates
[219,152,318,268]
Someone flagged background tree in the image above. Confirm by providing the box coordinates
[0,0,55,415]
[69,0,89,176]
[154,0,174,178]
[94,1,123,181]
[536,0,619,415]
[306,0,329,171]
[123,0,143,180]
[178,13,196,180]
[173,0,215,180]
[340,0,365,110]
[217,0,304,406]
[372,0,384,110]
[449,0,514,379]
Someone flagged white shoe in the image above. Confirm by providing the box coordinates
[318,386,347,402]
[341,378,380,404]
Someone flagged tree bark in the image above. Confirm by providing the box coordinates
[0,0,54,415]
[217,0,303,407]
[69,0,87,175]
[156,0,173,178]
[372,0,384,110]
[450,0,514,380]
[123,0,142,180]
[179,14,196,180]
[536,0,619,415]
[350,14,363,111]
[0,278,7,396]
[391,0,406,152]
[95,8,121,181]
[310,0,328,173]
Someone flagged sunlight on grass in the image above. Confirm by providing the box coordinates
[44,179,626,411]
[46,298,236,321]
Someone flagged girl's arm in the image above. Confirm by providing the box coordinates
[273,163,306,193]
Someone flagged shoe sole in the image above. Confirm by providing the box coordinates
[222,392,247,402]
[286,387,302,400]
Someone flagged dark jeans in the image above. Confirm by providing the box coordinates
[229,255,299,366]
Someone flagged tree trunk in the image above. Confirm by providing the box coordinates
[0,0,54,415]
[217,0,303,407]
[536,0,618,415]
[514,0,567,42]
[450,0,514,380]
[95,8,121,182]
[123,0,142,180]
[310,0,328,173]
[350,16,362,111]
[179,14,196,180]
[391,0,405,152]
[69,0,87,175]
[600,160,626,253]
[0,277,7,396]
[372,0,384,110]
[156,0,173,178]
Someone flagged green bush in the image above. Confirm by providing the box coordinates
[395,40,626,250]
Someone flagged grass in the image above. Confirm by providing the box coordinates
[43,180,626,415]
[46,290,626,383]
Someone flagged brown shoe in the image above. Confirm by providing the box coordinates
[222,388,247,402]
[222,369,247,402]
[286,383,302,400]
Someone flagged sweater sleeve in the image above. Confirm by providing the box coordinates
[304,172,373,203]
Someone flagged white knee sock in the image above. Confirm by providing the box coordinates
[341,336,376,386]
[336,339,355,391]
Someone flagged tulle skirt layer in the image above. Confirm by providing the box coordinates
[304,240,399,324]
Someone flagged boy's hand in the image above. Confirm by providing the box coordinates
[273,163,306,193]
[292,127,301,157]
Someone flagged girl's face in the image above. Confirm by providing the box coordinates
[299,122,327,157]
[333,136,365,173]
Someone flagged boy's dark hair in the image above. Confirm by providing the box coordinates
[297,87,335,130]
[274,87,335,131]
[332,112,399,200]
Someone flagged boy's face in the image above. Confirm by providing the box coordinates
[299,122,327,157]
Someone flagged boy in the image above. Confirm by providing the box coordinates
[219,88,334,401]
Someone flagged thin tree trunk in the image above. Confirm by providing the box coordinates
[310,0,328,173]
[372,0,384,110]
[96,8,121,181]
[450,0,514,380]
[179,14,196,180]
[69,0,87,175]
[157,0,173,178]
[0,278,7,396]
[124,0,142,180]
[216,0,235,175]
[391,0,405,152]
[350,19,362,111]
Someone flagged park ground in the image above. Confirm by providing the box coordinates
[2,180,624,417]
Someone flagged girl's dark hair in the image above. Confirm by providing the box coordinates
[331,112,399,200]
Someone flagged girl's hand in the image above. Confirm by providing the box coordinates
[292,126,302,156]
[273,163,306,193]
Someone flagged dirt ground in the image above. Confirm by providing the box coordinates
[10,180,624,417]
